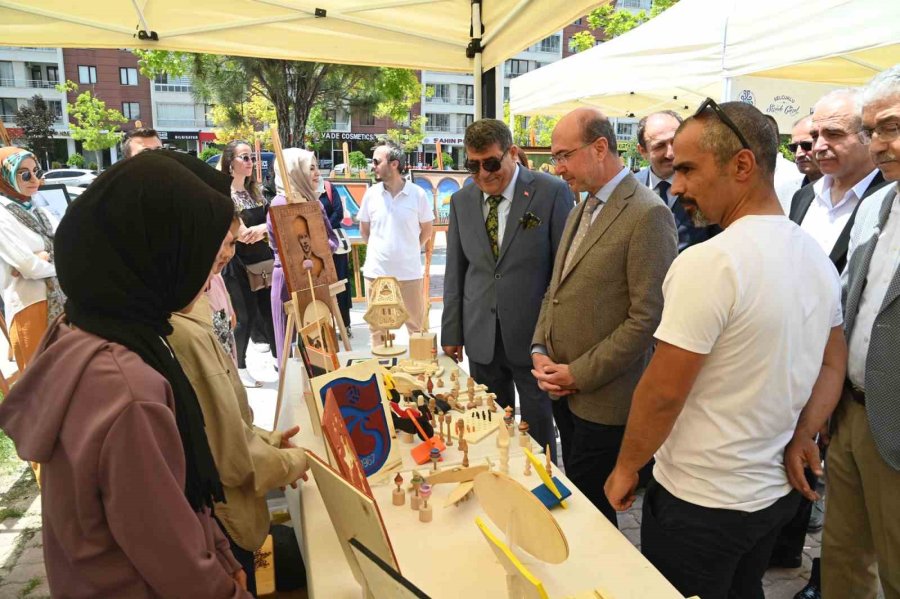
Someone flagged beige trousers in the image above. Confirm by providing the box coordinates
[822,397,900,599]
[365,277,425,347]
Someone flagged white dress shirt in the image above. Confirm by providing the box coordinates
[589,165,630,224]
[481,165,520,248]
[648,167,676,208]
[801,170,878,254]
[848,187,900,389]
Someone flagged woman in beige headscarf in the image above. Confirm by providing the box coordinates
[266,148,337,365]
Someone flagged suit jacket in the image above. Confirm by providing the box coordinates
[533,172,678,426]
[442,168,574,367]
[789,171,889,273]
[635,166,718,251]
[842,185,900,470]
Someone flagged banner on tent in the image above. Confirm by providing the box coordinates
[728,77,839,134]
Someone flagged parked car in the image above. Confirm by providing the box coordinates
[331,158,373,176]
[318,158,333,171]
[42,169,97,187]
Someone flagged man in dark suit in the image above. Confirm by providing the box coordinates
[531,108,677,525]
[442,119,573,462]
[635,110,718,251]
[788,88,890,273]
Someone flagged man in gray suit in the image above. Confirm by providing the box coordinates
[442,119,573,462]
[820,65,900,599]
[531,108,677,525]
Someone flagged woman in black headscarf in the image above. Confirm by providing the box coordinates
[0,150,251,598]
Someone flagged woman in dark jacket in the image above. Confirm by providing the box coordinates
[319,180,352,332]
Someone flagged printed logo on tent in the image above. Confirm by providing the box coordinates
[739,90,756,105]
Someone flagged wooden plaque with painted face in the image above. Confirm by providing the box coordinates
[270,201,338,293]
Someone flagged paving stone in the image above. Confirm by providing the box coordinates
[16,546,43,566]
[27,577,51,597]
[4,560,46,584]
[24,534,41,550]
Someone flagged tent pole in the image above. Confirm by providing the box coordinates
[471,0,483,121]
[130,0,151,34]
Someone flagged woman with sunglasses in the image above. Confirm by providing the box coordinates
[220,140,277,387]
[0,147,65,369]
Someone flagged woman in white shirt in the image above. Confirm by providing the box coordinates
[0,147,64,369]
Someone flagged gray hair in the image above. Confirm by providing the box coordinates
[374,140,407,172]
[862,64,900,107]
[687,101,778,177]
[464,119,513,153]
[814,88,864,129]
[583,112,618,154]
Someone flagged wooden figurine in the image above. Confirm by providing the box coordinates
[450,371,458,383]
[504,406,514,428]
[466,376,475,397]
[518,421,531,448]
[545,444,553,478]
[460,438,469,468]
[436,413,445,441]
[426,375,434,395]
[430,447,441,472]
[445,414,453,446]
[436,377,444,387]
[498,418,510,475]
[410,473,424,510]
[524,459,532,477]
[392,473,405,506]
[486,393,497,412]
[455,418,465,445]
[418,484,433,523]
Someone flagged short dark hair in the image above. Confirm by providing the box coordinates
[582,112,618,154]
[374,140,407,173]
[687,101,778,177]
[763,114,780,135]
[464,119,513,153]
[637,110,683,148]
[122,127,160,158]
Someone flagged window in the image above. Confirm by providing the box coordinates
[122,102,140,120]
[355,107,376,126]
[1,98,18,120]
[120,67,138,86]
[0,62,14,86]
[458,113,474,132]
[47,100,63,119]
[78,65,97,84]
[30,66,42,82]
[539,36,561,53]
[426,113,449,131]
[427,83,450,103]
[156,103,196,127]
[616,122,634,136]
[458,84,474,105]
[574,18,583,25]
[47,66,59,84]
[505,59,528,78]
[503,87,510,102]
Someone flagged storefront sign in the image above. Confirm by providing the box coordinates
[322,132,378,142]
[158,130,200,141]
[424,136,465,146]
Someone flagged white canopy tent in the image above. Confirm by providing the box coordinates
[510,0,900,130]
[0,0,608,119]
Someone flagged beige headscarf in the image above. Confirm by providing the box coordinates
[274,148,317,203]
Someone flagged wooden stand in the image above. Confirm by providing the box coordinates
[422,224,449,311]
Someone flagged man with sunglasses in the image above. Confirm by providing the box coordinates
[775,116,823,213]
[441,119,573,463]
[530,108,677,526]
[604,99,845,599]
[358,141,433,345]
[788,89,891,273]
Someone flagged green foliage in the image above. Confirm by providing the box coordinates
[348,150,368,170]
[198,147,220,162]
[132,49,190,79]
[14,95,55,164]
[50,161,62,169]
[206,92,276,148]
[370,68,423,123]
[66,153,85,167]
[778,136,794,161]
[572,0,680,50]
[386,115,427,153]
[0,429,16,473]
[504,102,558,147]
[56,81,126,168]
[432,152,454,168]
[87,161,98,170]
[305,106,334,151]
[18,576,41,598]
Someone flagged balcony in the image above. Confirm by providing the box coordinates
[615,133,635,142]
[454,97,474,106]
[330,121,351,132]
[1,113,16,122]
[426,95,451,104]
[154,83,192,93]
[156,118,207,128]
[0,78,62,90]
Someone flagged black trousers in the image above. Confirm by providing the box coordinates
[333,252,352,328]
[215,519,257,596]
[468,322,557,463]
[642,478,801,599]
[224,265,276,368]
[552,399,624,527]
[770,467,817,563]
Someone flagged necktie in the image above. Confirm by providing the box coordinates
[562,196,601,275]
[657,180,670,205]
[485,194,504,260]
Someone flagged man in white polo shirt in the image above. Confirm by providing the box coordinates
[358,141,433,345]
[604,100,847,599]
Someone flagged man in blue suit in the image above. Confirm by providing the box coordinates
[635,110,719,251]
[442,119,574,462]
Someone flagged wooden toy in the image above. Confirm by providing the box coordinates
[486,393,497,412]
[348,538,429,599]
[475,517,550,599]
[472,471,569,564]
[523,448,572,511]
[460,438,469,467]
[524,459,532,477]
[545,444,553,478]
[497,418,510,475]
[405,408,446,465]
[392,473,405,506]
[399,431,415,444]
[409,331,437,362]
[364,277,409,356]
[418,484,433,522]
[458,408,501,444]
[426,465,489,485]
[410,473,424,510]
[429,447,441,471]
[306,451,400,592]
[444,481,475,507]
[445,414,453,446]
[321,390,372,496]
[518,421,531,449]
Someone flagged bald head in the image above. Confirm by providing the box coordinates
[551,108,622,194]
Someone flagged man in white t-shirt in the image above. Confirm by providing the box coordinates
[357,141,433,345]
[603,100,847,599]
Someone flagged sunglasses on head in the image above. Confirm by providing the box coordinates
[694,98,751,151]
[464,149,509,174]
[787,141,813,153]
[236,153,256,162]
[17,167,43,182]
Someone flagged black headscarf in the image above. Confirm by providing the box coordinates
[54,150,234,511]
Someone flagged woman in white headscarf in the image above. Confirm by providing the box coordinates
[266,149,338,365]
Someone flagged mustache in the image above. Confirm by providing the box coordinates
[815,150,836,161]
[678,196,712,228]
[873,151,896,164]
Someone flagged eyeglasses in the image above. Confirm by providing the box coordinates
[550,140,600,167]
[788,141,813,153]
[860,122,900,144]
[17,167,43,182]
[235,153,256,163]
[694,98,751,151]
[464,149,509,174]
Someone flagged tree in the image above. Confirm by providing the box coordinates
[135,52,422,148]
[56,81,127,168]
[206,91,277,148]
[503,102,559,147]
[14,95,55,169]
[570,0,680,52]
[385,115,427,153]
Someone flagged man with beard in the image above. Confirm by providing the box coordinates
[605,99,846,599]
[776,116,823,212]
[789,89,891,272]
[636,110,718,251]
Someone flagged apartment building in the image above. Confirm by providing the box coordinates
[150,73,216,153]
